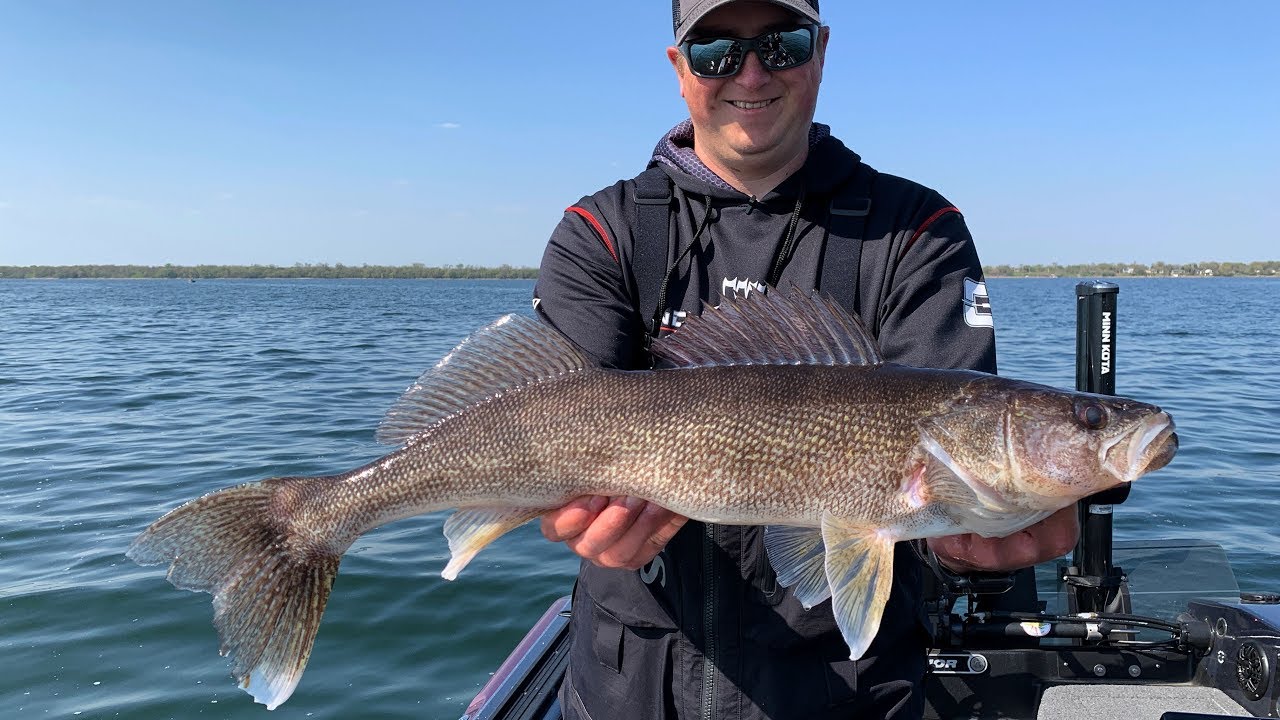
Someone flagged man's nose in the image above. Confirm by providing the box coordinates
[733,50,771,90]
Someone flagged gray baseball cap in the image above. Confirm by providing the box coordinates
[672,0,821,45]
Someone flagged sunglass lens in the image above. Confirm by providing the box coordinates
[684,26,815,78]
[760,28,813,71]
[688,38,744,78]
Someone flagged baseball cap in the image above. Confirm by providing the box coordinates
[672,0,822,45]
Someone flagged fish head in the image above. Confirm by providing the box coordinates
[920,380,1178,512]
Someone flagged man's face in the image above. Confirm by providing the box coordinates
[667,1,828,175]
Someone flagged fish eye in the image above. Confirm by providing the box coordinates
[1074,400,1108,430]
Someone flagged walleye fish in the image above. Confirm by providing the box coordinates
[128,288,1178,710]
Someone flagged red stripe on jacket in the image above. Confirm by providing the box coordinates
[902,206,961,258]
[565,206,619,265]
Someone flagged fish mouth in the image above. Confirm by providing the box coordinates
[1121,412,1178,481]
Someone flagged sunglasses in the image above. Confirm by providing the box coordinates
[679,25,819,79]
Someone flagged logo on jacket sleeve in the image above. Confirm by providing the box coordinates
[963,277,994,328]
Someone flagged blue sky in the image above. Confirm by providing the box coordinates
[1,1,1276,267]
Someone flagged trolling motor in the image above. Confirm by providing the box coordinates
[1062,281,1132,615]
[923,282,1129,629]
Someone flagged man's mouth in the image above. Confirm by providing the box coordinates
[728,98,777,110]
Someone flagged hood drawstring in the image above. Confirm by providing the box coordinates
[653,192,714,336]
[766,191,806,287]
[651,189,806,341]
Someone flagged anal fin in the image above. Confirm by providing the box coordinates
[822,513,897,661]
[442,506,543,580]
[763,525,831,608]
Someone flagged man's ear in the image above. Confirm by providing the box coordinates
[667,47,684,74]
[817,26,830,69]
[666,46,688,97]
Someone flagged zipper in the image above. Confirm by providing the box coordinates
[701,522,718,720]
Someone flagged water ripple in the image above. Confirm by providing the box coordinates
[0,277,1276,718]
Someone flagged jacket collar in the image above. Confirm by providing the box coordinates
[650,120,861,204]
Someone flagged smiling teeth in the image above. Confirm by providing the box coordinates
[731,99,774,109]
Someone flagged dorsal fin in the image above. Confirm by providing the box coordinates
[376,314,590,445]
[650,286,883,369]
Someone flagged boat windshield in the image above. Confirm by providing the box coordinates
[1037,538,1240,641]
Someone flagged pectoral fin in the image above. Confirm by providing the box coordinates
[442,507,542,580]
[916,424,1014,513]
[763,525,831,608]
[822,514,897,661]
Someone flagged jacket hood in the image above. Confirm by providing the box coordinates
[650,120,863,204]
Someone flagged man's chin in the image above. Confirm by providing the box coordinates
[723,134,783,159]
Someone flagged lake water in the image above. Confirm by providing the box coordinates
[1,277,1277,719]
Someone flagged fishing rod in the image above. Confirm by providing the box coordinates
[934,610,1213,653]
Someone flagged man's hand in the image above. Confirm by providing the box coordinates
[541,496,689,570]
[927,506,1080,573]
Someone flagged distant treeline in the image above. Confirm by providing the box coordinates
[985,261,1278,278]
[0,263,539,280]
[2,260,1277,280]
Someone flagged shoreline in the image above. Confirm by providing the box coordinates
[983,274,1279,279]
[2,263,1276,280]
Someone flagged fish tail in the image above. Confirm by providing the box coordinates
[127,476,339,710]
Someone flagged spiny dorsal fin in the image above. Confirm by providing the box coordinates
[650,286,883,369]
[376,314,590,445]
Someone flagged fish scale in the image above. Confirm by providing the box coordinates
[128,287,1177,710]
[341,365,941,526]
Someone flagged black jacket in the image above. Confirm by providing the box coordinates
[534,123,996,720]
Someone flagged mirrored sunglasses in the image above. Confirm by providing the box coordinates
[680,25,818,79]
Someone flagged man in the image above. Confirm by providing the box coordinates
[533,1,1078,718]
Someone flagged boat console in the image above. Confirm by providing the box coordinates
[921,537,1278,719]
